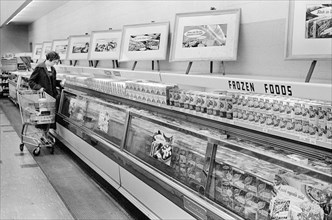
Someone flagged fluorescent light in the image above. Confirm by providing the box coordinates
[5,0,32,25]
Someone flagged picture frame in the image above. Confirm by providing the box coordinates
[285,1,332,60]
[40,41,52,60]
[66,35,91,60]
[51,39,69,60]
[32,43,43,60]
[119,22,169,62]
[88,29,122,60]
[170,9,241,62]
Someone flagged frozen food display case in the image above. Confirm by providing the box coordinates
[8,71,31,104]
[56,87,332,220]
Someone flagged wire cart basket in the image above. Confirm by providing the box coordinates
[17,90,56,156]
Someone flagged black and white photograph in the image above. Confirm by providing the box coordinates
[128,33,161,51]
[67,34,91,60]
[305,4,332,38]
[95,39,118,52]
[72,42,89,53]
[1,1,331,220]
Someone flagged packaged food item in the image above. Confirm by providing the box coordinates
[178,90,187,108]
[212,95,221,116]
[188,91,197,111]
[168,88,176,106]
[259,113,267,127]
[256,199,270,220]
[215,181,233,209]
[183,91,191,109]
[244,194,259,220]
[248,110,255,122]
[195,93,202,112]
[270,198,290,220]
[206,94,215,115]
[244,173,257,194]
[325,103,332,142]
[173,89,181,107]
[247,95,255,111]
[226,94,233,119]
[266,113,274,127]
[254,112,261,124]
[200,93,208,113]
[219,94,227,118]
[232,167,246,189]
[217,162,233,182]
[257,179,274,202]
[233,187,246,217]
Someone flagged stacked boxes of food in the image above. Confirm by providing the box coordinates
[211,143,332,220]
[168,87,332,143]
[212,146,280,220]
[126,81,177,106]
[89,78,127,97]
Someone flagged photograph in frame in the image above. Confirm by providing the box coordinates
[32,43,43,60]
[88,30,122,60]
[40,41,53,60]
[170,9,241,62]
[285,0,332,59]
[66,35,91,60]
[119,22,170,62]
[51,39,69,60]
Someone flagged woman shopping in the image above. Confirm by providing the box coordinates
[28,51,64,130]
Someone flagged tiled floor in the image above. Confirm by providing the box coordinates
[0,108,74,219]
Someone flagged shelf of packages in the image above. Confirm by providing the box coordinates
[65,84,331,161]
[56,88,331,220]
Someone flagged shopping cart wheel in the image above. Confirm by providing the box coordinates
[19,143,24,151]
[33,146,41,156]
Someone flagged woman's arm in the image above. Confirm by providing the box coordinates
[28,67,42,90]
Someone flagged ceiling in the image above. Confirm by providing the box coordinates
[1,0,69,27]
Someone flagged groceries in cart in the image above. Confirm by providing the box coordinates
[18,90,56,156]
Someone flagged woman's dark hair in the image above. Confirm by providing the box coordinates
[46,51,60,61]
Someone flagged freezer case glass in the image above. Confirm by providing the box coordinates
[60,90,127,147]
[206,137,332,220]
[124,112,210,195]
[84,99,127,147]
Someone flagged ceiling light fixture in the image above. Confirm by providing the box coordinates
[4,0,33,26]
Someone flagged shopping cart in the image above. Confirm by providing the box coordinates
[17,90,56,156]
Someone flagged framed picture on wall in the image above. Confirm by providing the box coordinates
[51,39,68,60]
[285,1,332,59]
[88,30,122,60]
[170,9,241,62]
[119,22,169,62]
[40,41,52,60]
[32,43,43,60]
[66,35,91,60]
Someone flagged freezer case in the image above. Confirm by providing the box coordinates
[123,111,332,220]
[57,88,332,220]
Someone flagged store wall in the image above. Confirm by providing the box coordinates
[28,1,331,83]
[0,25,30,56]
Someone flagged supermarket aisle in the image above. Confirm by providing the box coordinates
[0,97,148,220]
[0,104,74,219]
